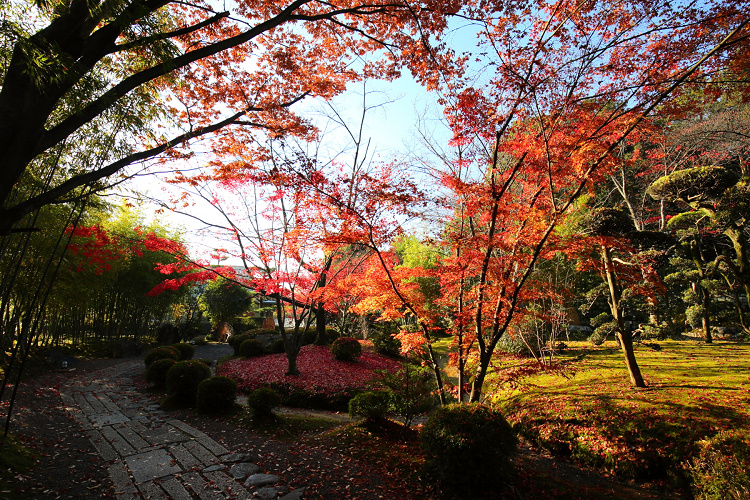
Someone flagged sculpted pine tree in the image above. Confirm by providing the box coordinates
[649,166,750,337]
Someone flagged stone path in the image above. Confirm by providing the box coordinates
[60,357,304,500]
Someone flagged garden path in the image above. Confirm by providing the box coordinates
[59,345,304,500]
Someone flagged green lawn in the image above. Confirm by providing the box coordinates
[487,338,750,484]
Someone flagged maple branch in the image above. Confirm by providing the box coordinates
[114,11,231,53]
[34,0,314,155]
[4,108,256,231]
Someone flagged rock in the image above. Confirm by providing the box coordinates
[244,473,280,487]
[229,462,260,479]
[255,487,280,499]
[42,350,79,369]
[279,488,305,500]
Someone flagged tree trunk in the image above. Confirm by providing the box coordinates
[616,330,646,387]
[285,347,300,376]
[602,245,646,388]
[700,286,712,344]
[469,350,491,402]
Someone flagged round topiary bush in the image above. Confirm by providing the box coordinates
[239,338,264,358]
[331,337,362,361]
[144,346,180,367]
[247,387,281,420]
[228,334,252,355]
[165,360,212,405]
[172,342,195,360]
[688,430,750,500]
[146,358,176,387]
[348,390,391,423]
[196,376,238,413]
[420,403,518,493]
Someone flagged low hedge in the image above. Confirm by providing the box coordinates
[144,346,180,367]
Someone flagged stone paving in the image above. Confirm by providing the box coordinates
[60,359,304,500]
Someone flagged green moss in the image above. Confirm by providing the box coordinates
[0,435,35,499]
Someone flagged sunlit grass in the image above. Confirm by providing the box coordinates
[488,338,750,483]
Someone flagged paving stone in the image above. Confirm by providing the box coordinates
[169,443,203,470]
[85,429,118,462]
[101,425,136,456]
[279,488,305,500]
[137,480,168,499]
[67,406,91,428]
[122,408,151,419]
[196,435,228,455]
[90,412,130,427]
[229,462,260,479]
[98,393,122,413]
[168,419,207,438]
[203,470,252,499]
[142,424,190,445]
[84,392,108,413]
[60,391,76,407]
[77,383,104,392]
[73,392,96,415]
[125,419,149,434]
[125,448,182,484]
[183,440,219,465]
[182,471,224,500]
[114,423,151,450]
[244,474,280,487]
[203,464,226,472]
[159,478,193,500]
[108,461,139,500]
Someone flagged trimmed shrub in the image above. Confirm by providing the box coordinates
[331,337,362,361]
[240,338,264,358]
[165,360,212,405]
[247,387,282,419]
[688,430,750,499]
[196,358,213,367]
[146,358,176,387]
[196,376,238,413]
[371,332,401,357]
[144,346,179,367]
[267,338,286,354]
[372,363,436,427]
[229,333,256,355]
[314,327,340,345]
[420,403,517,493]
[303,329,317,345]
[497,331,541,357]
[348,390,391,423]
[172,342,195,360]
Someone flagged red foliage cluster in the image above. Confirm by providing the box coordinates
[218,343,401,395]
[66,225,127,274]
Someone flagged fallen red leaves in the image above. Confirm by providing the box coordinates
[218,343,401,395]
